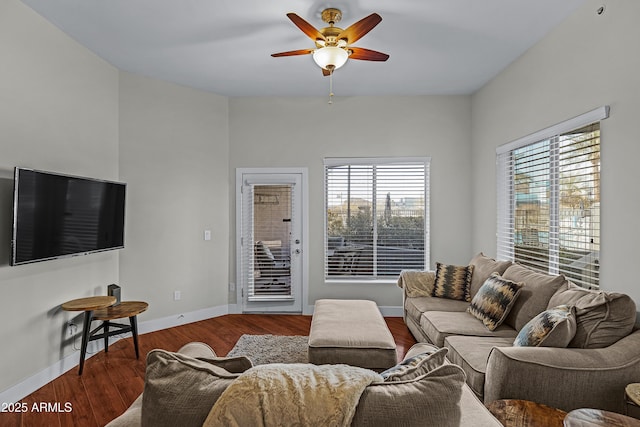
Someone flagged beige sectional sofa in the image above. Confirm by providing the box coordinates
[107,341,502,426]
[400,253,640,414]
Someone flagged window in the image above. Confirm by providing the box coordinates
[497,107,608,289]
[324,157,430,280]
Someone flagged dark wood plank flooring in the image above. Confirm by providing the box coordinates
[1,314,416,427]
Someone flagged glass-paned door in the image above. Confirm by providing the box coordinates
[238,171,304,312]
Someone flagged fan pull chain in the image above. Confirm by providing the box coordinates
[328,70,334,104]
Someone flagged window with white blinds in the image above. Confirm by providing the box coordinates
[497,107,608,289]
[241,182,296,300]
[324,157,430,280]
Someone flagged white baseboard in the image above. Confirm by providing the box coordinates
[0,302,403,404]
[0,304,229,405]
[378,305,404,317]
[136,304,229,335]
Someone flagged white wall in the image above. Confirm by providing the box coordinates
[0,1,231,398]
[118,72,230,320]
[6,0,638,401]
[229,96,472,308]
[471,0,640,302]
[0,0,119,392]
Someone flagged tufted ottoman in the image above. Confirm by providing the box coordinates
[308,299,397,371]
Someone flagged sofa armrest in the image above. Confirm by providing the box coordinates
[398,270,435,298]
[484,329,640,413]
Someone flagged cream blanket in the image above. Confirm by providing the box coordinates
[204,363,382,427]
[397,270,435,297]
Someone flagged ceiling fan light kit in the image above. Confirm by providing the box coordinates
[312,46,349,71]
[272,8,389,101]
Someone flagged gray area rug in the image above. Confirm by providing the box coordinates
[227,334,309,365]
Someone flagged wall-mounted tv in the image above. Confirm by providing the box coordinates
[11,168,126,265]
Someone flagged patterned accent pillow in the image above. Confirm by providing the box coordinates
[432,262,474,302]
[467,273,523,331]
[514,305,577,347]
[381,347,448,382]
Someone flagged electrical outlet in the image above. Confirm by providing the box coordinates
[67,322,77,338]
[174,290,181,301]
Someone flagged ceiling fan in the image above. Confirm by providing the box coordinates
[271,8,389,76]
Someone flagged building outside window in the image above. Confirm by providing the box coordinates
[497,107,608,289]
[324,157,430,281]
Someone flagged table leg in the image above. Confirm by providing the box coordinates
[103,320,110,353]
[79,310,93,375]
[129,315,140,359]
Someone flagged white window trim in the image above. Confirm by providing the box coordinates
[496,106,609,155]
[496,106,608,287]
[323,156,431,283]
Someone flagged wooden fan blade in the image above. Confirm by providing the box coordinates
[287,13,325,42]
[338,13,382,44]
[348,47,389,61]
[271,48,314,57]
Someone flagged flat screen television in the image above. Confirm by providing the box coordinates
[11,168,126,265]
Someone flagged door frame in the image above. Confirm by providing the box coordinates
[235,167,309,314]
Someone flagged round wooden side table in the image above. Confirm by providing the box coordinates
[92,300,149,361]
[564,408,640,426]
[61,296,117,375]
[487,399,567,427]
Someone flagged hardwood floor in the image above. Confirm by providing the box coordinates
[1,314,416,427]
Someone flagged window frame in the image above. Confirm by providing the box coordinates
[323,156,430,283]
[496,106,609,288]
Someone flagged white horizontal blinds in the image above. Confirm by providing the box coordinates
[496,152,515,261]
[556,124,600,288]
[325,158,429,280]
[510,140,553,272]
[241,184,256,298]
[251,184,293,298]
[497,108,605,290]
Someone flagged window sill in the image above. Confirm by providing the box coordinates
[324,278,397,285]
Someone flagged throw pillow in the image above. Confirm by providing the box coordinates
[468,253,512,298]
[467,273,523,331]
[432,262,474,302]
[548,282,636,348]
[199,356,254,374]
[381,347,448,382]
[513,305,577,347]
[141,350,240,427]
[352,364,466,427]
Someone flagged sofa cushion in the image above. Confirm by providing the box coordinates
[381,347,448,382]
[404,295,470,325]
[513,305,577,347]
[141,350,240,427]
[502,263,567,331]
[352,364,467,427]
[467,273,523,331]
[420,311,518,347]
[468,253,512,298]
[445,336,515,398]
[548,282,636,348]
[432,262,474,302]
